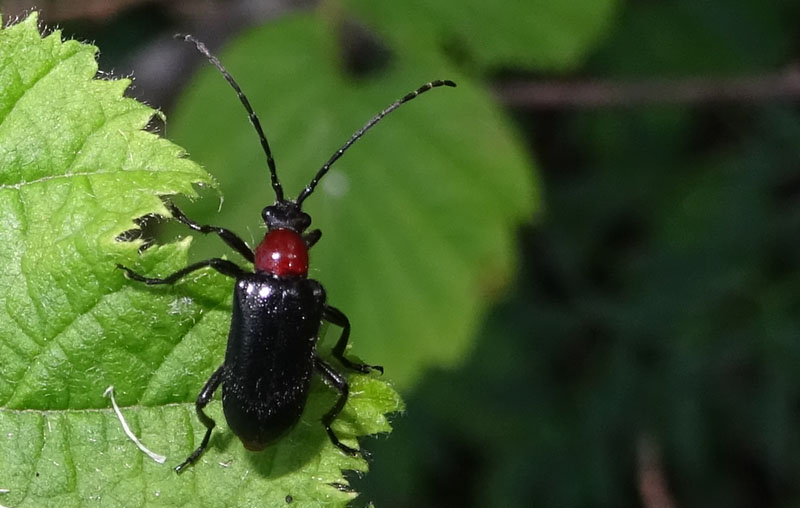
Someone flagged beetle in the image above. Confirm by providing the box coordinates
[117,35,455,473]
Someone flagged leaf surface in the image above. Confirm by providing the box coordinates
[343,0,620,71]
[0,13,401,508]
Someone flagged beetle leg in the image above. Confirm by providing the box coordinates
[323,305,383,374]
[166,202,255,263]
[314,356,360,456]
[303,229,322,248]
[175,365,225,473]
[117,258,245,285]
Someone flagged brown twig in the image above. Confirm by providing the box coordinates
[1,0,161,22]
[495,68,800,108]
[637,434,677,508]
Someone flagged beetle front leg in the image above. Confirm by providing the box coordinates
[117,258,245,285]
[166,202,255,263]
[323,305,383,374]
[314,356,360,456]
[175,365,225,473]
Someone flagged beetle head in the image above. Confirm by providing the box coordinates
[261,201,311,233]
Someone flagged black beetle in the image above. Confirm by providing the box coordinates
[118,35,455,473]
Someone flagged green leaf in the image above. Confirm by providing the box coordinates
[591,0,793,76]
[342,0,620,71]
[169,12,538,389]
[0,12,402,507]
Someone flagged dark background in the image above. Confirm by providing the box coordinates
[5,1,800,506]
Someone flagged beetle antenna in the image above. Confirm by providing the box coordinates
[178,34,285,202]
[295,79,456,206]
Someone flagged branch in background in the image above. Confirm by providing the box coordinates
[495,67,800,108]
[637,433,677,508]
[0,0,160,22]
[0,0,235,23]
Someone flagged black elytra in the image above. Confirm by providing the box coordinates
[117,35,456,473]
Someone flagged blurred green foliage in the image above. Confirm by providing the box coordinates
[361,1,800,507]
[341,0,618,71]
[167,11,538,389]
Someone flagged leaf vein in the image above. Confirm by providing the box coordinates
[62,414,78,492]
[9,287,121,405]
[0,168,204,192]
[16,413,45,505]
[0,44,86,128]
[0,401,196,414]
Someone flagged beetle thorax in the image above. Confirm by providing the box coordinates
[254,229,309,277]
